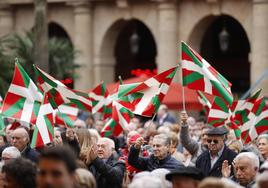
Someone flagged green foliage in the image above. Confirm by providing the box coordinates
[0,31,77,96]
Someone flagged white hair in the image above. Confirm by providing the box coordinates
[129,176,164,188]
[235,152,259,168]
[257,134,268,142]
[2,146,21,158]
[98,137,115,150]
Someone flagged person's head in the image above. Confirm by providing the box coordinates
[198,177,243,188]
[157,104,168,118]
[200,125,211,148]
[0,132,7,147]
[152,134,171,160]
[2,157,36,188]
[166,167,204,188]
[88,129,100,144]
[127,131,140,146]
[53,128,63,146]
[227,140,243,153]
[169,132,179,154]
[151,168,172,188]
[76,128,92,149]
[37,146,77,188]
[5,124,14,144]
[129,176,164,188]
[234,152,259,186]
[257,134,268,159]
[256,171,268,188]
[206,127,227,155]
[2,146,21,163]
[11,127,29,151]
[74,119,87,129]
[97,137,114,159]
[94,120,104,133]
[74,168,96,188]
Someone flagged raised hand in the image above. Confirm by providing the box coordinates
[135,137,144,150]
[221,160,231,178]
[180,111,188,124]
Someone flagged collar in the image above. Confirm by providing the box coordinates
[209,145,224,159]
[154,154,171,164]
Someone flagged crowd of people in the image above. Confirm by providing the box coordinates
[0,104,267,188]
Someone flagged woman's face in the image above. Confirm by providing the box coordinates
[258,138,268,158]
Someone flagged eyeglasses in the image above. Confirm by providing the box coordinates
[207,139,219,144]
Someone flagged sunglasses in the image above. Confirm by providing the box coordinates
[207,139,219,144]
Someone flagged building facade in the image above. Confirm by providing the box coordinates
[0,0,268,97]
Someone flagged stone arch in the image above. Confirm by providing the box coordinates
[188,14,250,94]
[96,18,157,83]
[48,21,72,44]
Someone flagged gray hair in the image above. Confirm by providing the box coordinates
[235,152,259,169]
[129,176,164,188]
[2,146,21,159]
[98,137,115,150]
[153,134,171,146]
[257,134,268,142]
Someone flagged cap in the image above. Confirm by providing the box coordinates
[166,166,204,181]
[205,126,228,136]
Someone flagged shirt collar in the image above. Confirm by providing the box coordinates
[210,145,225,158]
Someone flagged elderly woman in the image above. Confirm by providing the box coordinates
[257,134,268,161]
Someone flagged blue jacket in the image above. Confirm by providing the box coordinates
[128,145,184,171]
[21,145,39,163]
[196,145,237,177]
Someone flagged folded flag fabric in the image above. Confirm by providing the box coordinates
[197,91,212,115]
[31,94,54,148]
[34,65,92,112]
[117,66,178,117]
[2,60,43,125]
[54,103,79,128]
[240,97,268,144]
[181,41,233,105]
[101,101,133,137]
[89,82,112,120]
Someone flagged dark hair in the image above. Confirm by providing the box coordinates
[2,157,37,188]
[39,146,77,173]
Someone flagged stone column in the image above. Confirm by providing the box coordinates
[0,5,13,37]
[157,2,178,73]
[251,0,268,95]
[72,1,93,91]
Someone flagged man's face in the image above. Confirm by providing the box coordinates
[172,177,198,188]
[200,129,209,147]
[37,159,74,188]
[11,129,28,151]
[152,137,169,160]
[97,140,112,159]
[235,157,258,186]
[258,138,268,156]
[1,152,13,163]
[53,131,63,146]
[207,135,224,154]
[5,125,13,143]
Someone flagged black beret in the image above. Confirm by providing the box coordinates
[165,166,204,181]
[205,126,228,136]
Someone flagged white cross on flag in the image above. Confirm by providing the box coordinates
[2,61,43,125]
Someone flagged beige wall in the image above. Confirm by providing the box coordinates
[0,0,268,96]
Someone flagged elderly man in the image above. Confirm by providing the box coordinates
[222,152,259,188]
[11,127,39,162]
[128,134,184,171]
[86,137,125,188]
[195,126,237,177]
[1,146,21,163]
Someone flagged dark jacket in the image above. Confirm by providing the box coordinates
[89,154,125,188]
[196,145,237,177]
[128,145,184,171]
[156,113,175,127]
[21,145,39,163]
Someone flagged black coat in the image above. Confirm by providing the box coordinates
[128,145,184,171]
[21,145,39,163]
[89,155,125,188]
[196,145,237,177]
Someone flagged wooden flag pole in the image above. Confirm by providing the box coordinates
[180,42,186,111]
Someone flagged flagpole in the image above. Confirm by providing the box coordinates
[180,42,186,111]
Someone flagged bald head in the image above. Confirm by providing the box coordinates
[11,128,29,151]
